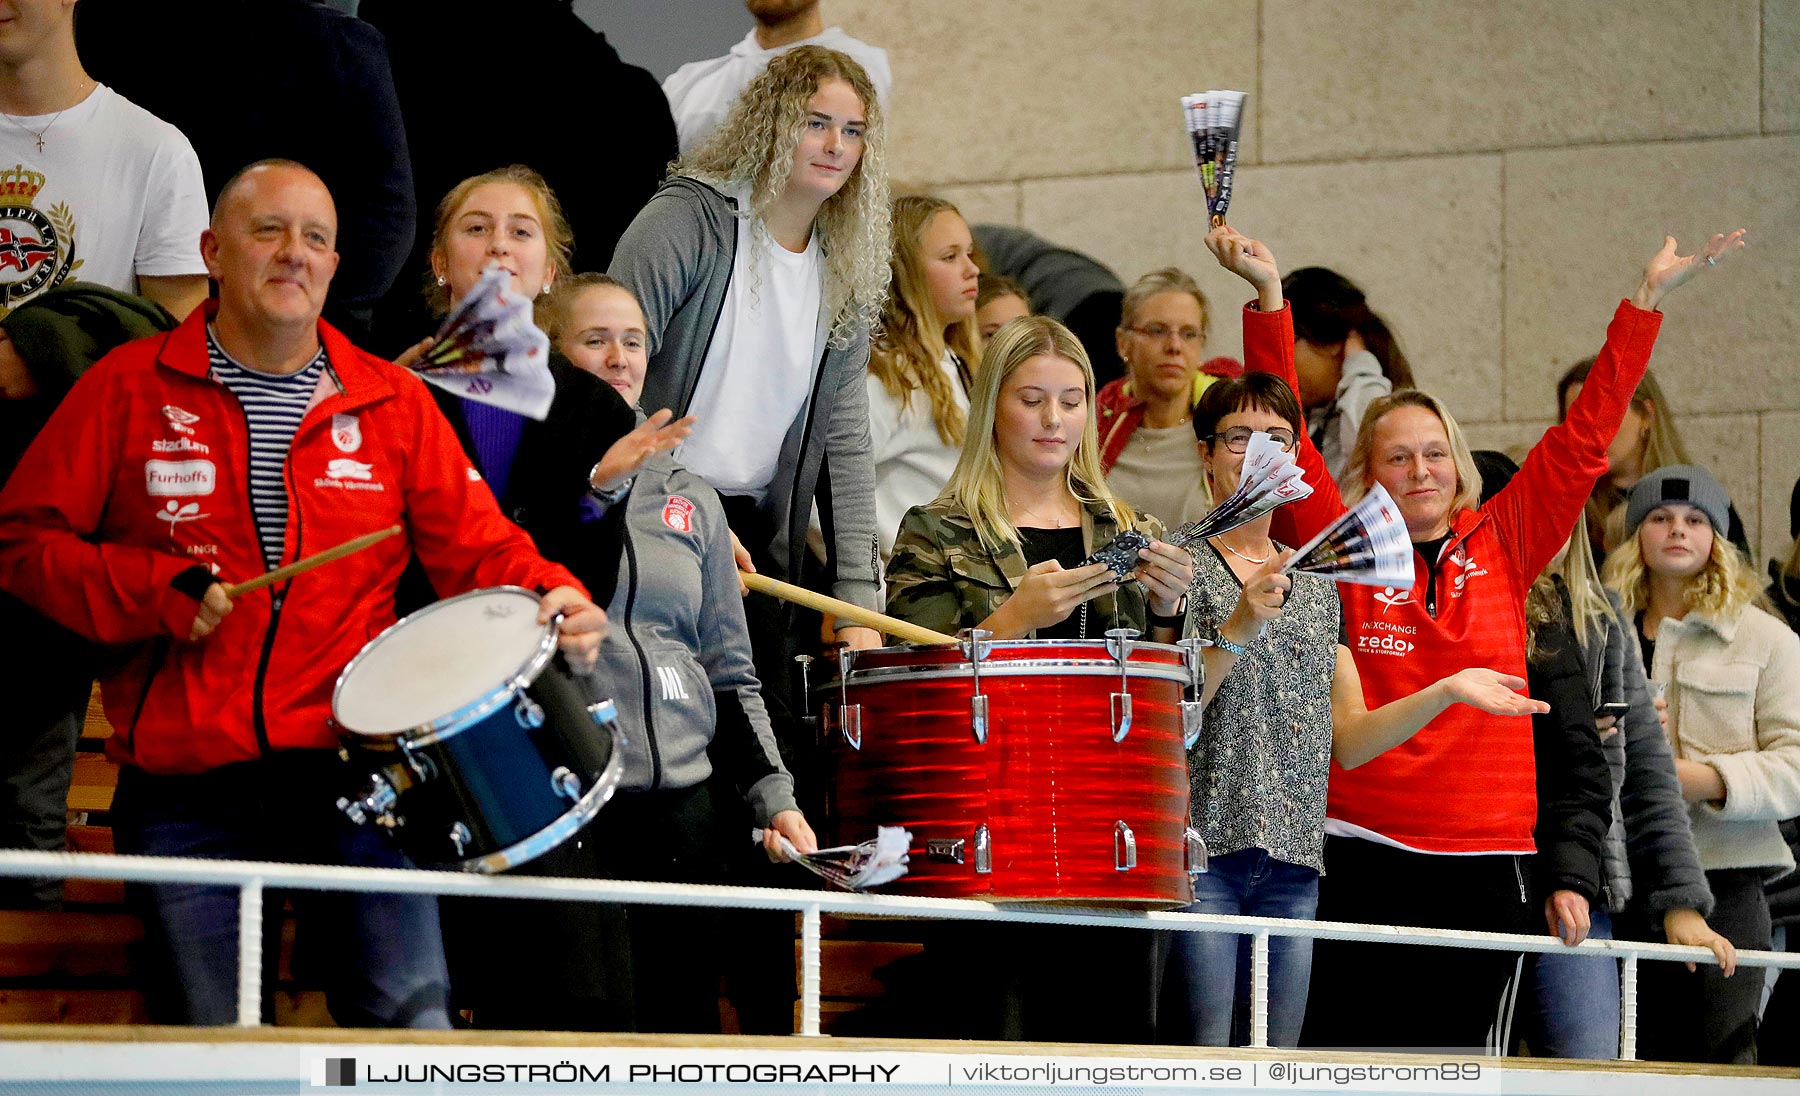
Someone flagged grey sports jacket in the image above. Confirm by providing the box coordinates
[608,176,881,615]
[593,451,797,824]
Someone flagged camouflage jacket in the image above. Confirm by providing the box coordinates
[885,497,1165,638]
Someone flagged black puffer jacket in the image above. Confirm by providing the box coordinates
[1529,604,1612,904]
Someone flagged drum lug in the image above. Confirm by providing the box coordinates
[1110,692,1132,742]
[448,822,472,858]
[1114,820,1137,872]
[958,628,993,745]
[1181,700,1203,750]
[972,823,992,874]
[514,695,545,729]
[837,703,863,750]
[833,648,864,750]
[550,765,582,801]
[396,740,437,784]
[1105,627,1140,742]
[336,771,398,828]
[1177,638,1210,749]
[926,836,965,864]
[1185,826,1209,875]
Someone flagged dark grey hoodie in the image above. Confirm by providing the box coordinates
[594,450,797,824]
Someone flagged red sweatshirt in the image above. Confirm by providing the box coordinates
[0,305,583,774]
[1251,300,1662,852]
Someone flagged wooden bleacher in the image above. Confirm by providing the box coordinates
[0,686,915,1032]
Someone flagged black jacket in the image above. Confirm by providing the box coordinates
[1529,602,1613,903]
[399,357,635,612]
[78,0,415,341]
[361,0,676,357]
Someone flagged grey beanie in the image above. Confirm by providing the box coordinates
[1624,464,1731,535]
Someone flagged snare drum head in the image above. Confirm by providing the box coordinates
[334,586,551,736]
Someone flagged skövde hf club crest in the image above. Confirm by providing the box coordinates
[0,166,78,312]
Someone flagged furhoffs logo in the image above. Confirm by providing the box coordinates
[662,495,695,534]
[313,1057,356,1086]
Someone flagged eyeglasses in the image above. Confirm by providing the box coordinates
[1209,427,1297,453]
[1125,323,1204,344]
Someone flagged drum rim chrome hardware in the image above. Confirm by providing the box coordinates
[1114,820,1137,871]
[549,765,581,801]
[336,771,398,827]
[448,821,473,857]
[841,659,1192,686]
[972,823,992,874]
[1105,627,1139,742]
[957,627,993,744]
[332,585,559,744]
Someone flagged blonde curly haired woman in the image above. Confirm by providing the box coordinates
[1605,465,1800,1064]
[866,194,981,558]
[610,43,890,648]
[608,43,890,1034]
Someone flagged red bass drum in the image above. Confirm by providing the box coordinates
[821,632,1208,909]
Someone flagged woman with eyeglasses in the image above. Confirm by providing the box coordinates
[1215,219,1746,1052]
[1097,268,1218,526]
[1164,367,1549,1051]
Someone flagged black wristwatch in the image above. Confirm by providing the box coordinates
[1148,594,1187,630]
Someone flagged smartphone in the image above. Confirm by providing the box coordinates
[1594,701,1631,719]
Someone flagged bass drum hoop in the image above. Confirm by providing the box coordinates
[331,584,558,743]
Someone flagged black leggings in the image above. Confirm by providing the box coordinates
[1300,837,1535,1053]
[1631,867,1771,1065]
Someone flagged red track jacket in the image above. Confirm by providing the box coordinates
[0,304,582,774]
[1255,300,1662,852]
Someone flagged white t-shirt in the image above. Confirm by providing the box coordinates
[663,27,893,155]
[1104,421,1211,528]
[677,206,822,500]
[867,348,967,558]
[0,84,206,314]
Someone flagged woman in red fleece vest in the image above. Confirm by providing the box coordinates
[1209,222,1745,1053]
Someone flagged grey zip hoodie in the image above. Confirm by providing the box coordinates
[593,450,797,825]
[608,175,881,617]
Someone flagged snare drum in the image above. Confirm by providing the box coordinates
[822,631,1208,909]
[331,586,624,873]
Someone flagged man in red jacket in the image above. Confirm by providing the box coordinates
[0,160,606,1027]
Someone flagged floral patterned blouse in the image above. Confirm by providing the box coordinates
[1184,540,1341,873]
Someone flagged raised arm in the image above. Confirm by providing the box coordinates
[1205,225,1346,545]
[1488,232,1743,582]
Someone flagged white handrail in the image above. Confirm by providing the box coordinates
[3,848,1794,1055]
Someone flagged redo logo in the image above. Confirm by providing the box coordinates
[330,413,362,454]
[145,459,215,497]
[662,495,696,534]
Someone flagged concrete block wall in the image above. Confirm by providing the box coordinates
[831,0,1799,566]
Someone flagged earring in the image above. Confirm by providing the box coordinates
[435,275,446,287]
[540,283,552,297]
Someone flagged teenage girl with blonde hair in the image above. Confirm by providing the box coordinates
[864,194,980,557]
[1603,465,1799,1064]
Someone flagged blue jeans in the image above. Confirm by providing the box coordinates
[111,751,451,1028]
[1162,848,1320,1047]
[1525,907,1618,1058]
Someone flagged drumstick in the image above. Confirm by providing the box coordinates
[738,570,955,646]
[224,525,403,598]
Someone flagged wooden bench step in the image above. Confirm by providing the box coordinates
[0,911,142,980]
[0,988,146,1024]
[66,755,118,815]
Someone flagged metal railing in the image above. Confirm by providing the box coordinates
[2,848,1795,1059]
